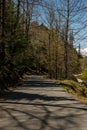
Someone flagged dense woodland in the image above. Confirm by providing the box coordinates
[0,0,87,93]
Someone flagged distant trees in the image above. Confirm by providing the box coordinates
[0,0,86,94]
[59,0,87,78]
[38,0,86,79]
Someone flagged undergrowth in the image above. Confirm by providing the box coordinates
[57,80,87,104]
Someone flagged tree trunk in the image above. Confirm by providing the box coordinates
[0,0,6,65]
[64,0,70,79]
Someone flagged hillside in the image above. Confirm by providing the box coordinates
[29,21,79,79]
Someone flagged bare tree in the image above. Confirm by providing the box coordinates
[58,0,86,78]
[43,1,56,78]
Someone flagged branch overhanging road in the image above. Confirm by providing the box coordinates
[0,75,87,130]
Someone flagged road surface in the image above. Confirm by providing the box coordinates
[0,75,87,130]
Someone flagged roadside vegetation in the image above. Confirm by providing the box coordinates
[0,0,87,103]
[56,67,87,104]
[56,80,87,103]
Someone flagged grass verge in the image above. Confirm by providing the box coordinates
[56,80,87,104]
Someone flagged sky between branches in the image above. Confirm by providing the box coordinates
[35,0,87,49]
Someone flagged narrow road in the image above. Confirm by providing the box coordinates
[0,75,87,130]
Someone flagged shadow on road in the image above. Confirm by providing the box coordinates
[3,91,76,101]
[1,101,86,130]
[23,80,59,87]
[0,76,87,130]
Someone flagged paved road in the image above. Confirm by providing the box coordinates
[0,75,87,130]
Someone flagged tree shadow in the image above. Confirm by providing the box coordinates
[2,91,76,102]
[0,102,86,130]
[0,76,87,130]
[22,80,59,87]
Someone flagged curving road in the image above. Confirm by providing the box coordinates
[0,75,87,130]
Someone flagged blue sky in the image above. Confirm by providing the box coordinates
[36,0,87,49]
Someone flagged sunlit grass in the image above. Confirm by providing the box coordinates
[56,80,87,104]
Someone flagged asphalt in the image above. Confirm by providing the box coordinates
[0,75,87,130]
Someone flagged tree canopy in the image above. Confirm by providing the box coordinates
[0,0,86,93]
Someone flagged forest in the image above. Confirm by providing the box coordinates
[0,0,87,94]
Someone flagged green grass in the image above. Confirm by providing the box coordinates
[56,80,87,104]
